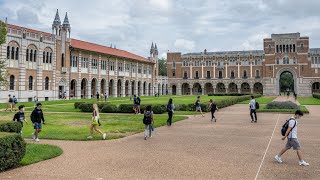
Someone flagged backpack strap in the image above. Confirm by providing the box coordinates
[287,118,296,138]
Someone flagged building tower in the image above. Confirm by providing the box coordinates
[52,9,61,35]
[154,43,158,59]
[150,42,155,57]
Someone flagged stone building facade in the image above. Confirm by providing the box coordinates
[167,33,320,96]
[0,10,168,103]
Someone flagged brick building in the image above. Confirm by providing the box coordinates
[0,10,168,103]
[167,33,320,96]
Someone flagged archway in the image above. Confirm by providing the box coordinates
[279,71,294,94]
[101,79,106,95]
[162,84,164,95]
[312,82,320,93]
[91,78,97,97]
[241,82,250,94]
[172,85,177,95]
[70,79,77,98]
[166,84,168,95]
[158,84,161,95]
[148,83,151,96]
[117,79,122,97]
[204,83,213,94]
[181,83,190,95]
[216,83,225,93]
[109,79,114,97]
[125,80,129,96]
[131,80,135,96]
[143,82,147,95]
[138,81,141,96]
[253,82,263,94]
[228,83,237,93]
[80,79,87,98]
[193,83,202,95]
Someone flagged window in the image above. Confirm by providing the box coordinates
[231,70,235,79]
[15,47,19,60]
[61,53,65,67]
[195,71,199,78]
[206,61,209,66]
[256,70,260,78]
[276,45,279,53]
[125,64,130,72]
[49,53,52,63]
[7,46,10,59]
[243,70,247,79]
[218,71,223,79]
[183,71,187,79]
[132,64,136,73]
[92,59,98,69]
[43,52,45,63]
[46,52,49,63]
[101,60,107,70]
[138,66,142,73]
[33,50,37,62]
[283,58,286,64]
[71,56,78,67]
[11,47,15,59]
[293,57,296,64]
[206,71,210,78]
[45,77,49,90]
[276,58,279,64]
[110,61,115,71]
[26,49,29,61]
[290,44,292,52]
[173,61,176,69]
[293,44,296,52]
[172,69,175,77]
[143,66,147,74]
[28,76,33,90]
[30,49,33,62]
[301,43,304,48]
[118,62,123,71]
[9,75,14,90]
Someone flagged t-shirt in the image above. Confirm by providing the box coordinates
[133,97,137,105]
[13,112,25,127]
[288,118,298,138]
[249,99,256,110]
[195,101,200,107]
[210,103,217,111]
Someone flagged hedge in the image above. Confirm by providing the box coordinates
[208,93,253,96]
[0,122,26,171]
[265,101,298,109]
[313,93,320,99]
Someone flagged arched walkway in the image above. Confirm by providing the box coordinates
[204,83,213,94]
[81,78,87,98]
[131,81,135,96]
[253,82,263,94]
[228,83,237,93]
[125,80,129,96]
[276,68,297,95]
[117,79,122,97]
[70,79,77,98]
[241,82,250,94]
[148,83,151,96]
[216,83,225,93]
[109,79,114,97]
[143,82,147,95]
[172,85,177,95]
[91,78,97,97]
[158,84,161,95]
[193,83,202,95]
[138,81,141,96]
[101,79,106,95]
[181,83,189,95]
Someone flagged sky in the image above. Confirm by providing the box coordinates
[1,0,320,59]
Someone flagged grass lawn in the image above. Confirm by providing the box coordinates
[0,112,187,141]
[238,96,276,104]
[298,97,320,105]
[257,104,309,113]
[20,144,63,166]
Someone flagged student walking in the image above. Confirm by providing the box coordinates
[249,95,257,123]
[5,94,13,112]
[96,92,100,101]
[166,98,175,126]
[137,96,141,114]
[87,104,106,139]
[104,92,107,101]
[133,95,138,114]
[33,96,38,107]
[143,105,154,140]
[30,103,45,142]
[12,95,18,111]
[209,99,218,122]
[195,96,204,117]
[275,110,309,166]
[13,105,28,135]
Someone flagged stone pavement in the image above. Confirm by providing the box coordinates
[1,104,319,180]
[272,96,301,105]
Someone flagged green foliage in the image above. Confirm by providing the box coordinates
[101,104,118,113]
[158,58,167,76]
[0,21,7,45]
[78,103,93,112]
[280,72,294,92]
[257,104,309,113]
[0,121,22,133]
[74,102,85,109]
[118,104,134,113]
[265,101,298,109]
[313,93,320,99]
[208,93,251,96]
[0,21,8,86]
[151,104,167,114]
[0,133,26,171]
[297,97,320,105]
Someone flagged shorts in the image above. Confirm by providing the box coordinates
[196,106,201,111]
[134,104,138,108]
[92,119,99,125]
[33,122,42,130]
[137,105,140,109]
[286,138,301,150]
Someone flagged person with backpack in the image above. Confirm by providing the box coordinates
[5,94,13,112]
[249,95,258,123]
[13,105,28,135]
[137,96,141,114]
[275,110,309,166]
[33,96,38,107]
[166,98,175,126]
[87,104,106,140]
[30,103,45,142]
[12,95,18,111]
[208,99,218,122]
[133,95,138,114]
[143,105,154,140]
[194,96,204,117]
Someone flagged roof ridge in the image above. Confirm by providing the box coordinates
[7,23,52,36]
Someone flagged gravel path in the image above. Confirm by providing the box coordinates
[1,104,319,180]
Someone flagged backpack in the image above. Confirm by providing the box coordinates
[167,104,172,112]
[281,118,296,136]
[8,97,13,103]
[13,98,18,104]
[255,101,259,109]
[210,103,217,110]
[143,111,152,125]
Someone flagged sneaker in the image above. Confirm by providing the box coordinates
[299,160,309,166]
[31,133,35,140]
[254,121,257,123]
[215,118,217,122]
[202,115,204,117]
[144,136,147,140]
[251,120,254,123]
[35,138,40,142]
[275,155,283,163]
[102,133,106,140]
[87,136,93,139]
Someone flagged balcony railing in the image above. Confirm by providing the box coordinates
[243,76,248,79]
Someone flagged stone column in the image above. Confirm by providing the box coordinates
[190,65,193,79]
[113,81,117,97]
[213,63,216,78]
[128,81,132,96]
[238,63,240,78]
[88,54,92,98]
[225,63,228,79]
[250,62,253,78]
[201,63,204,79]
[121,79,125,97]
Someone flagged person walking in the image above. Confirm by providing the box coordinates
[96,92,100,101]
[275,110,309,166]
[13,105,28,135]
[249,95,257,123]
[195,96,204,117]
[104,92,107,101]
[209,99,218,122]
[33,96,38,107]
[166,98,175,126]
[5,94,13,112]
[133,95,138,114]
[87,104,106,139]
[12,95,18,111]
[30,103,45,142]
[143,105,154,140]
[137,96,141,114]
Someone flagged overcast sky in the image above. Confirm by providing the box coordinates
[1,0,320,59]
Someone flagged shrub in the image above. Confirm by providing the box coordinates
[152,104,167,114]
[175,104,187,111]
[313,93,320,99]
[0,122,22,133]
[78,103,94,112]
[74,102,85,109]
[265,101,298,109]
[118,104,135,113]
[101,104,118,113]
[0,133,26,171]
[208,93,253,96]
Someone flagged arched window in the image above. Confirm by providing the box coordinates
[276,45,279,53]
[61,53,65,67]
[256,70,260,78]
[219,70,223,79]
[45,77,49,90]
[43,52,46,63]
[11,47,15,59]
[283,57,286,64]
[276,58,279,64]
[30,49,33,62]
[49,53,52,63]
[26,49,29,61]
[231,70,235,78]
[243,70,247,78]
[290,44,292,52]
[293,44,296,52]
[15,47,19,60]
[46,52,49,63]
[9,75,14,90]
[29,76,33,90]
[7,46,10,59]
[34,50,37,62]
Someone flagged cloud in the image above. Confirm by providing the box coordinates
[174,39,195,51]
[241,32,269,50]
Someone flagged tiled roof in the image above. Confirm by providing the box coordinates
[7,24,52,36]
[70,39,150,63]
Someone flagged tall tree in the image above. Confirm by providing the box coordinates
[0,20,8,87]
[158,58,167,76]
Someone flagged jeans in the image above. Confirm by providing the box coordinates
[144,124,152,137]
[250,109,257,121]
[211,110,216,119]
[167,111,173,126]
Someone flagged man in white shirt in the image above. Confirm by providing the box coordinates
[249,95,257,123]
[275,110,309,166]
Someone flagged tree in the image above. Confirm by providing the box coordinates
[158,58,167,76]
[0,20,8,87]
[280,72,294,92]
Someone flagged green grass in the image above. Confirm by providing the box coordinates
[238,96,276,104]
[256,105,309,113]
[20,144,63,165]
[298,97,320,105]
[0,112,187,141]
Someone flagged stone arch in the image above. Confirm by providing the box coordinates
[193,83,202,95]
[276,68,297,95]
[216,83,225,93]
[131,80,135,96]
[117,79,122,97]
[109,79,114,97]
[81,78,88,98]
[162,84,165,95]
[204,83,213,94]
[312,82,320,93]
[253,82,263,94]
[148,83,152,96]
[241,82,250,94]
[181,83,190,95]
[172,84,177,95]
[91,78,98,97]
[138,81,142,96]
[125,80,129,96]
[228,82,238,93]
[143,81,147,95]
[27,44,38,50]
[101,79,106,95]
[70,79,77,98]
[158,83,161,95]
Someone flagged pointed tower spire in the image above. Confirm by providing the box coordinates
[150,42,154,55]
[154,43,158,55]
[52,9,61,26]
[62,12,70,28]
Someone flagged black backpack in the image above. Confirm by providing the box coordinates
[255,101,260,109]
[143,112,152,125]
[281,118,296,136]
[167,104,172,112]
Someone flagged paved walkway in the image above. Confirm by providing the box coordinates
[272,96,301,105]
[1,104,320,179]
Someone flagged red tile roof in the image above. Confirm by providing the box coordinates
[7,24,52,36]
[71,39,150,63]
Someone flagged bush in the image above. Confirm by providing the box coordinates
[74,102,85,109]
[208,93,253,96]
[265,101,298,109]
[78,103,94,112]
[118,104,134,113]
[152,104,167,114]
[101,104,118,113]
[313,93,320,99]
[0,132,26,171]
[0,122,22,133]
